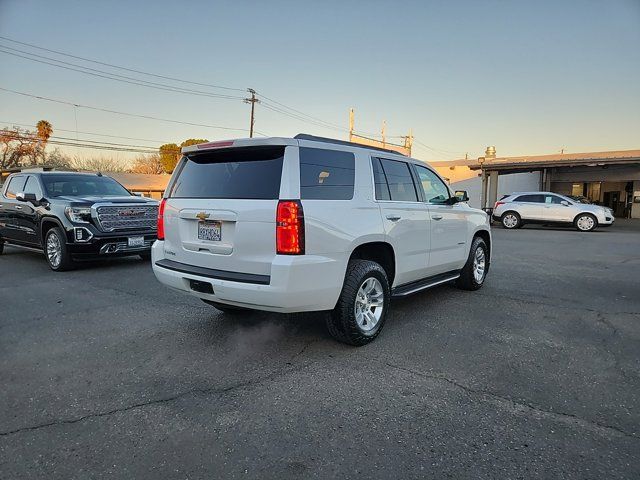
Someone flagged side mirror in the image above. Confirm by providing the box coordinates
[17,192,38,204]
[454,190,469,202]
[560,200,570,206]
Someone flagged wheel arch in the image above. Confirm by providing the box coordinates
[40,217,66,245]
[472,228,491,263]
[348,241,396,287]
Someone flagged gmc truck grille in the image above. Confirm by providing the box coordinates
[96,205,158,232]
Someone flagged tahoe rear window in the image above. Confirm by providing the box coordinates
[170,146,285,199]
[299,147,355,200]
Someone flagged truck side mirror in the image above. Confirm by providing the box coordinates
[454,190,469,202]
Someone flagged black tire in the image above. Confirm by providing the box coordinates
[574,213,598,232]
[501,211,521,229]
[139,252,152,261]
[456,236,489,291]
[202,299,249,314]
[326,259,390,346]
[44,227,75,271]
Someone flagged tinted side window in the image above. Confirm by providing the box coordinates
[544,195,563,204]
[171,146,285,199]
[299,147,355,200]
[516,194,544,203]
[378,159,418,202]
[371,157,390,200]
[23,176,43,198]
[4,176,25,199]
[414,165,450,204]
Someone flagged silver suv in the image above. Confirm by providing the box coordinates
[493,192,614,232]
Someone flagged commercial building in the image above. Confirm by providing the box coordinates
[433,149,640,218]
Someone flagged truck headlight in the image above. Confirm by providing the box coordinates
[65,207,92,223]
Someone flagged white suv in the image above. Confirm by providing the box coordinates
[152,135,491,345]
[493,192,615,232]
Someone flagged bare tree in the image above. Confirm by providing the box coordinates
[69,155,130,173]
[130,153,164,174]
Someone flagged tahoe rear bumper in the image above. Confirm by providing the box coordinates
[151,241,345,313]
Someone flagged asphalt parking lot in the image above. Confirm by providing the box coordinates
[1,222,639,479]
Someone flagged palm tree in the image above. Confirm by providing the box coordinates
[35,120,53,164]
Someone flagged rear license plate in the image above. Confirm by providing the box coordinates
[128,236,145,247]
[198,221,221,241]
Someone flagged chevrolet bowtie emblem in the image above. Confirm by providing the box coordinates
[196,212,210,221]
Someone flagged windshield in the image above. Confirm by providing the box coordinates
[568,195,591,204]
[42,174,131,197]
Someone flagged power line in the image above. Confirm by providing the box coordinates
[0,46,245,101]
[0,120,168,143]
[0,86,250,133]
[5,133,158,154]
[0,35,245,93]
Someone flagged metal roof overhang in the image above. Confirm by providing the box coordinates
[469,156,640,174]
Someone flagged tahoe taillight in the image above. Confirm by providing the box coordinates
[157,198,166,240]
[276,200,304,255]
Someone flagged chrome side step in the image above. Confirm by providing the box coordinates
[391,272,460,298]
[2,242,43,254]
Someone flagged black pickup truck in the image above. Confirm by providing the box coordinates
[0,171,158,270]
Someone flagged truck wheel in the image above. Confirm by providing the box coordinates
[501,211,521,229]
[44,227,75,271]
[456,236,488,291]
[202,299,249,314]
[574,213,598,232]
[327,259,390,346]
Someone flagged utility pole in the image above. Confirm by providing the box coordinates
[244,88,259,138]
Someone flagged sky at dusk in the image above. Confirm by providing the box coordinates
[0,0,639,162]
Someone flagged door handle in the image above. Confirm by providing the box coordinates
[14,205,22,210]
[385,215,401,222]
[432,214,443,220]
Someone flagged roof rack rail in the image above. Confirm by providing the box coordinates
[294,134,407,156]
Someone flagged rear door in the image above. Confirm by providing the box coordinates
[0,175,26,242]
[373,157,430,285]
[513,194,544,220]
[161,145,287,276]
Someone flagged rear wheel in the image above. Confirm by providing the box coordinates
[456,236,489,291]
[574,213,598,232]
[202,299,250,314]
[501,211,521,229]
[44,227,75,271]
[327,259,390,346]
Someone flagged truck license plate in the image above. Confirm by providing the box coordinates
[198,221,221,241]
[128,236,145,247]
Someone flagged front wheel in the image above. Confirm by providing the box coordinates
[456,236,489,291]
[326,259,390,346]
[44,227,75,271]
[574,213,598,232]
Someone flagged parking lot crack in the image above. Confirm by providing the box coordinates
[0,360,313,438]
[382,361,638,441]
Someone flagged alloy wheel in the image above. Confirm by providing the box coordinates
[46,232,62,268]
[503,214,518,228]
[473,246,486,283]
[354,277,384,332]
[576,215,595,231]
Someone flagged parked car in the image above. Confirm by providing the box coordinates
[152,134,491,345]
[0,171,158,270]
[493,191,614,231]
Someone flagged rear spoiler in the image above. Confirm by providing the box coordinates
[181,137,296,154]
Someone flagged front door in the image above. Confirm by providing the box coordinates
[15,176,43,245]
[541,194,574,222]
[412,164,468,274]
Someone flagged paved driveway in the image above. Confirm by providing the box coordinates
[1,223,639,479]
